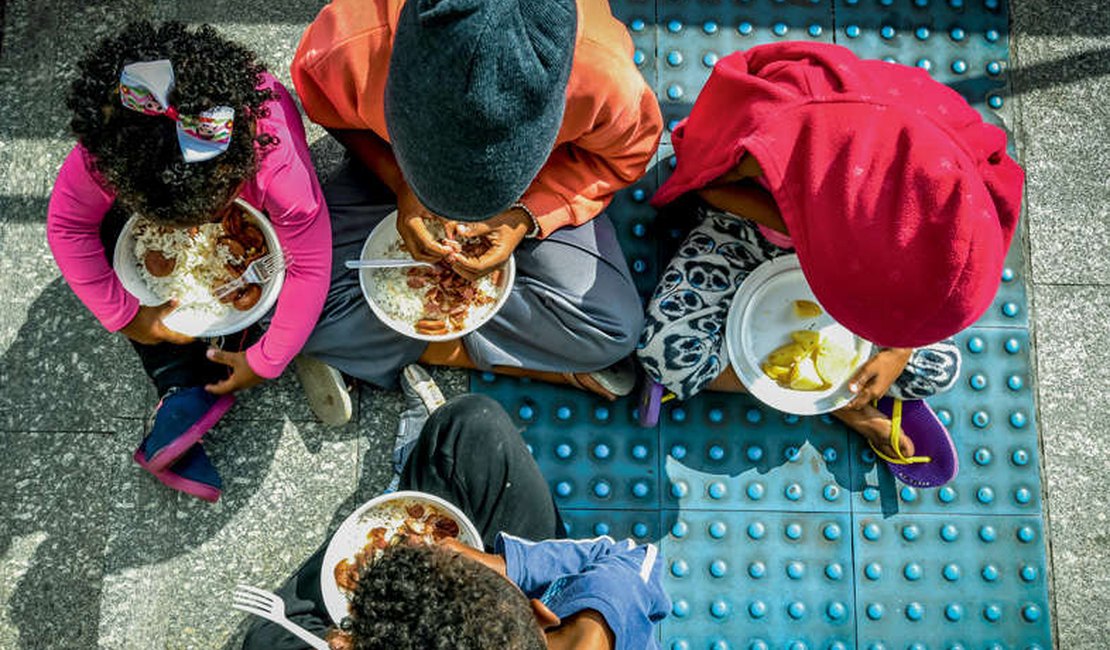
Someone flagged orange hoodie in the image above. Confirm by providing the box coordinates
[291,0,662,237]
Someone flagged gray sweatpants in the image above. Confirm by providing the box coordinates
[301,159,644,388]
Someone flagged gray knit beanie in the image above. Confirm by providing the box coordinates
[385,0,578,221]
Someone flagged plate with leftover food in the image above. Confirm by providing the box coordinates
[320,491,482,624]
[113,197,283,337]
[358,211,515,341]
[725,254,872,415]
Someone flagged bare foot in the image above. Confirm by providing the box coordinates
[833,403,916,459]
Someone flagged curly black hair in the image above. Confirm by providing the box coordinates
[68,20,277,225]
[346,544,546,650]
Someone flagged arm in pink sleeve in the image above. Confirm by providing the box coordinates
[46,146,141,332]
[242,85,333,379]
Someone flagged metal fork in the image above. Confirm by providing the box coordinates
[231,584,330,650]
[214,251,290,301]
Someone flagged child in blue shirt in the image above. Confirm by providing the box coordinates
[243,376,669,650]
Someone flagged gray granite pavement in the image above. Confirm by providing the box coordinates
[1012,1,1110,644]
[1,0,1108,648]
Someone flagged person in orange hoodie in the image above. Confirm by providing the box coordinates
[290,0,662,417]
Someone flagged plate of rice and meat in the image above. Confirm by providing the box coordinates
[358,211,515,341]
[113,198,284,337]
[320,491,483,624]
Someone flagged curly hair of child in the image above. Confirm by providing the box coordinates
[68,20,279,225]
[335,543,546,650]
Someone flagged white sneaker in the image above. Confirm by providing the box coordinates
[567,356,638,401]
[402,365,446,413]
[389,365,446,489]
[293,355,352,427]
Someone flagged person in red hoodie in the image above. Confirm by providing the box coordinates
[637,43,1024,487]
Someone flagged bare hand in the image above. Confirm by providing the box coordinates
[204,348,264,395]
[844,347,913,410]
[446,208,531,281]
[119,301,194,346]
[396,186,454,263]
[438,537,507,577]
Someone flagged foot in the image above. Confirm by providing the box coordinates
[139,386,236,473]
[568,357,638,401]
[834,403,916,459]
[133,443,222,503]
[294,356,352,427]
[402,364,446,413]
[389,365,444,488]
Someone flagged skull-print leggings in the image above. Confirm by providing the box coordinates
[636,204,962,402]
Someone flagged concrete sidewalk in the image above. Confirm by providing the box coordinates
[0,0,1107,647]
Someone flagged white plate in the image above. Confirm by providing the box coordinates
[725,254,872,415]
[112,198,284,337]
[358,211,515,341]
[320,491,483,624]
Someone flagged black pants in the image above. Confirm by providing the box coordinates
[242,394,564,649]
[100,206,238,397]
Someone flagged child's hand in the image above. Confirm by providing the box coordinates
[120,301,194,346]
[396,186,454,263]
[844,347,912,409]
[438,537,508,577]
[204,348,264,394]
[447,207,531,281]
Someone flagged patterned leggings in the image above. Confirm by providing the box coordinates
[637,205,962,402]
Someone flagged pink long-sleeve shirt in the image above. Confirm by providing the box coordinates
[46,74,331,379]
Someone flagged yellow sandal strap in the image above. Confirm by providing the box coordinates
[869,398,932,465]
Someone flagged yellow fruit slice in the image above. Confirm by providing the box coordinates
[788,356,826,391]
[761,362,792,382]
[793,300,823,318]
[815,341,855,387]
[766,342,806,368]
[790,330,820,351]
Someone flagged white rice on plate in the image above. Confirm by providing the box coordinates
[132,220,240,320]
[363,226,502,332]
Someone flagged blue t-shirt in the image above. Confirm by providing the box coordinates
[496,534,671,650]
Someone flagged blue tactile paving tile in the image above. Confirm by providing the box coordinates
[607,153,664,299]
[611,0,659,92]
[852,327,1043,515]
[834,0,1013,123]
[559,509,664,545]
[655,0,834,141]
[976,236,1029,329]
[471,374,661,510]
[471,0,1050,646]
[661,511,856,650]
[661,394,854,513]
[853,514,1052,649]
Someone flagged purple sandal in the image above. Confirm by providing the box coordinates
[871,396,959,488]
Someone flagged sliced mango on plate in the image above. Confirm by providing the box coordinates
[792,300,823,318]
[790,330,821,350]
[762,328,857,392]
[788,356,826,390]
[766,341,807,367]
[815,343,855,387]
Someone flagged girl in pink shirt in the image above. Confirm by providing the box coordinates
[47,21,331,502]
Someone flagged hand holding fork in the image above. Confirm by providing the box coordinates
[214,251,290,302]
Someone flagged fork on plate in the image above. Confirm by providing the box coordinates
[214,251,290,302]
[231,584,330,650]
